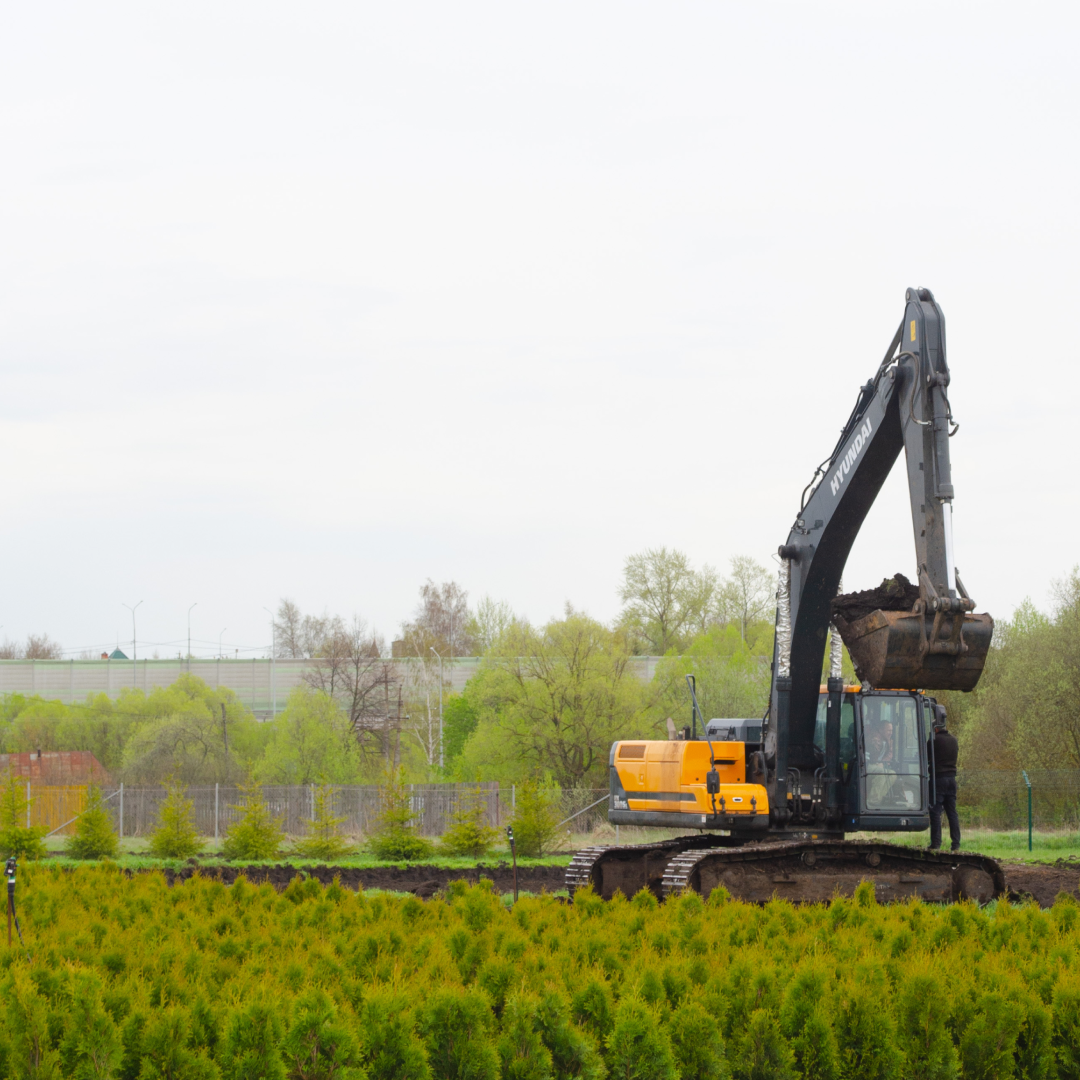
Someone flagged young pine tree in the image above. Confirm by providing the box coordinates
[511,778,559,857]
[369,768,433,861]
[440,784,499,858]
[292,785,352,861]
[221,779,284,860]
[0,771,46,860]
[148,778,204,860]
[64,783,119,859]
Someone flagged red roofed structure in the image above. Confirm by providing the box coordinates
[0,751,110,785]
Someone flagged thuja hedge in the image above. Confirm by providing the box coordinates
[3,869,1080,1080]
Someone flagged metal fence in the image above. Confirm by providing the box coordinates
[90,783,613,841]
[955,770,1080,831]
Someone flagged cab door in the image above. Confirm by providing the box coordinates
[858,692,926,817]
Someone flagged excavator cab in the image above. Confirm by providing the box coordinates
[815,688,932,831]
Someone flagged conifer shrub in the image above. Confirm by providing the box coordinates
[669,999,729,1080]
[221,1000,286,1080]
[510,778,559,857]
[605,997,677,1080]
[0,772,46,859]
[221,779,284,860]
[368,768,433,861]
[281,989,362,1080]
[64,784,120,860]
[148,778,204,859]
[291,785,352,861]
[439,785,499,858]
[360,991,431,1080]
[417,987,499,1080]
[497,995,553,1080]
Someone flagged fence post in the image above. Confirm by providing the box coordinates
[119,783,124,839]
[25,782,29,828]
[512,784,515,811]
[310,784,315,822]
[215,783,219,840]
[1021,770,1032,851]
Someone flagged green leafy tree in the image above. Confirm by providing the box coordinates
[148,778,204,860]
[369,768,433,861]
[221,779,284,861]
[440,785,499,858]
[292,786,352,861]
[0,771,46,860]
[258,688,362,785]
[511,778,560,858]
[441,693,480,766]
[64,784,119,860]
[457,608,656,787]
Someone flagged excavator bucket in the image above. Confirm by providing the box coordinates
[834,609,994,691]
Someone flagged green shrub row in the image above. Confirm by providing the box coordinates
[3,866,1080,1079]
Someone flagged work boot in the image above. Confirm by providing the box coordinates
[951,845,961,853]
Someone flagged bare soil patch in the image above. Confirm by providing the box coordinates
[159,861,569,898]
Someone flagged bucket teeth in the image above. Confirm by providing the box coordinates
[834,609,994,691]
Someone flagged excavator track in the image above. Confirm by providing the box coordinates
[660,839,1006,904]
[566,837,1005,905]
[564,834,744,900]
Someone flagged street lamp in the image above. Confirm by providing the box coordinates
[263,606,276,716]
[187,603,197,667]
[430,646,444,770]
[122,601,142,686]
[219,628,227,659]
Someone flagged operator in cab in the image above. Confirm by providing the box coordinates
[928,703,960,852]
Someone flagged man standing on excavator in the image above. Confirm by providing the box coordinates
[928,704,961,852]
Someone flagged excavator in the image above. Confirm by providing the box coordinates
[566,288,1006,904]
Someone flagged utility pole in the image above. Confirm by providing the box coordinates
[219,628,227,659]
[431,646,443,770]
[122,601,143,686]
[187,602,197,669]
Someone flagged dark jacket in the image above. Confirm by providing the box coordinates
[929,729,959,778]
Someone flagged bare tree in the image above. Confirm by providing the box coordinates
[716,555,775,641]
[468,596,518,654]
[303,616,399,762]
[399,580,475,658]
[5,634,65,660]
[274,599,338,658]
[400,657,444,770]
[0,639,21,660]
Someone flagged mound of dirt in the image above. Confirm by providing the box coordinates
[832,573,920,624]
[156,861,570,898]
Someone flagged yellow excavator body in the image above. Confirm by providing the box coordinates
[612,739,769,820]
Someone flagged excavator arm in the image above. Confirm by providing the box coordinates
[766,287,992,808]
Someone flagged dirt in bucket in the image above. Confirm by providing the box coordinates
[832,573,920,624]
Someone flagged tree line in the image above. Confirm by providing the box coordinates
[0,549,778,789]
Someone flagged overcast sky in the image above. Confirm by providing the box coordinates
[1,2,1076,658]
